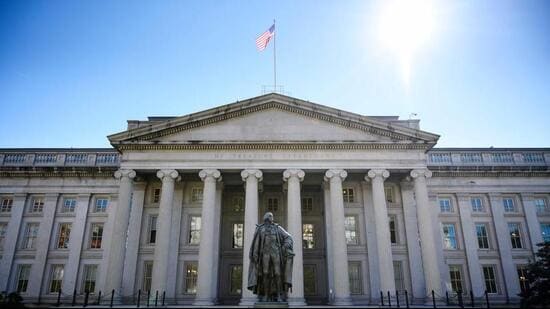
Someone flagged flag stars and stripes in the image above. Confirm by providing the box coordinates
[256,24,275,51]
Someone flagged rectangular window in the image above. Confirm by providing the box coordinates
[49,265,64,293]
[232,223,244,248]
[442,224,457,250]
[476,224,490,249]
[343,188,355,203]
[303,224,315,249]
[16,264,31,293]
[508,223,523,249]
[389,216,398,244]
[535,198,548,213]
[393,261,405,292]
[439,198,453,213]
[62,198,77,213]
[503,198,515,212]
[229,265,242,295]
[517,265,529,294]
[303,265,316,296]
[189,216,201,245]
[191,188,203,203]
[541,223,550,243]
[449,265,464,293]
[90,223,103,249]
[344,216,358,245]
[31,197,44,213]
[152,188,161,203]
[56,223,72,249]
[301,197,313,213]
[482,266,498,294]
[267,198,279,212]
[231,196,244,212]
[142,261,153,291]
[471,198,484,212]
[385,187,394,203]
[184,262,198,294]
[82,265,98,293]
[0,223,6,249]
[94,198,108,213]
[1,197,13,213]
[148,215,158,244]
[22,223,39,249]
[348,262,362,294]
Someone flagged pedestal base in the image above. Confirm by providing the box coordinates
[254,301,289,308]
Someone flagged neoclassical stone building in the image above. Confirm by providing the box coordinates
[0,93,548,306]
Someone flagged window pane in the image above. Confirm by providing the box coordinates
[303,265,316,296]
[189,216,201,245]
[343,188,355,203]
[16,264,31,293]
[0,224,7,249]
[517,265,529,294]
[482,266,497,293]
[508,223,522,249]
[22,223,39,249]
[1,198,13,213]
[82,265,98,293]
[389,216,397,244]
[349,262,362,294]
[442,224,457,249]
[142,261,153,291]
[503,198,515,212]
[90,224,103,249]
[449,265,463,293]
[439,198,452,213]
[62,198,77,213]
[535,199,548,213]
[471,198,484,212]
[229,265,242,295]
[303,224,315,249]
[344,216,358,245]
[49,265,64,293]
[232,223,244,248]
[149,216,158,244]
[185,263,198,294]
[31,198,44,213]
[541,223,550,243]
[192,188,203,203]
[393,261,405,292]
[95,198,108,213]
[57,223,72,249]
[476,224,490,249]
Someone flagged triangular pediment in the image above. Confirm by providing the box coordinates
[108,93,439,149]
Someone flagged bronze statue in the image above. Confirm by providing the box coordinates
[247,212,294,302]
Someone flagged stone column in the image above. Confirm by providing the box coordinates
[211,181,224,302]
[361,181,381,301]
[166,182,184,299]
[520,193,543,253]
[104,169,136,293]
[488,193,521,299]
[322,182,335,302]
[194,169,222,305]
[122,183,146,296]
[240,169,263,305]
[283,169,306,306]
[410,169,442,296]
[456,193,485,297]
[0,193,26,291]
[324,169,352,305]
[367,169,396,294]
[150,169,179,297]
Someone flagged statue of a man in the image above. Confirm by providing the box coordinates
[247,212,294,302]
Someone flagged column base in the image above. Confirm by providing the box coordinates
[193,298,215,306]
[240,296,258,306]
[287,297,306,307]
[332,297,353,306]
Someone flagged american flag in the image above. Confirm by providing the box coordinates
[256,24,275,51]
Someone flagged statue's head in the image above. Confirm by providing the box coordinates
[263,212,274,223]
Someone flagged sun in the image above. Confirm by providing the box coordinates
[377,0,435,86]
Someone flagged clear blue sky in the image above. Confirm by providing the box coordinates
[1,0,549,148]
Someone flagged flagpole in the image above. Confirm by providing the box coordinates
[273,19,277,93]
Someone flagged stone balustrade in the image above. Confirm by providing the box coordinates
[427,149,550,167]
[0,150,119,167]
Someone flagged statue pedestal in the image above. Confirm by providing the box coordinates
[254,302,289,308]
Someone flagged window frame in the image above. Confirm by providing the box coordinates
[15,264,31,293]
[439,197,453,213]
[508,222,523,249]
[442,223,458,250]
[389,215,398,244]
[502,197,516,213]
[471,197,485,213]
[541,223,550,243]
[21,222,39,250]
[184,261,198,294]
[0,223,7,250]
[56,222,72,249]
[348,261,363,295]
[81,264,98,294]
[49,264,64,294]
[344,216,359,245]
[30,197,44,213]
[188,216,201,245]
[93,197,109,213]
[449,265,464,293]
[1,197,13,213]
[191,187,203,203]
[147,215,158,245]
[343,188,355,203]
[61,197,77,213]
[475,223,490,249]
[89,223,104,249]
[142,261,153,292]
[302,223,315,249]
[482,265,498,294]
[232,222,244,249]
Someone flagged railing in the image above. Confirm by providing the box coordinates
[0,150,119,167]
[428,149,550,167]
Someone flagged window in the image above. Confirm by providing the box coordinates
[476,224,490,249]
[343,188,354,203]
[1,197,13,213]
[267,198,279,212]
[62,198,77,213]
[439,198,453,213]
[449,265,463,293]
[94,198,108,213]
[232,223,244,248]
[232,196,244,212]
[535,198,548,213]
[482,266,498,293]
[301,197,313,213]
[0,223,6,249]
[508,223,523,249]
[471,198,484,212]
[344,216,358,245]
[503,198,515,212]
[541,223,550,243]
[517,265,529,294]
[348,262,362,294]
[191,188,203,203]
[442,224,457,250]
[148,215,158,244]
[303,224,315,249]
[90,224,103,249]
[229,265,242,295]
[389,216,398,244]
[49,265,64,293]
[31,197,44,213]
[152,188,161,203]
[16,264,31,293]
[303,265,316,296]
[184,262,198,294]
[56,223,72,249]
[82,265,98,293]
[142,261,153,291]
[393,261,405,292]
[385,187,394,203]
[22,223,39,249]
[189,216,201,245]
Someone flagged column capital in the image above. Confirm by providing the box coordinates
[283,169,305,182]
[114,169,136,180]
[156,169,179,181]
[324,169,347,182]
[199,169,222,182]
[241,169,263,182]
[366,169,389,181]
[410,169,432,179]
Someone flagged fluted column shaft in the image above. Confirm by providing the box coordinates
[283,169,306,306]
[151,169,179,296]
[105,169,136,293]
[325,169,352,306]
[240,169,263,305]
[521,194,543,253]
[367,169,395,294]
[194,169,222,305]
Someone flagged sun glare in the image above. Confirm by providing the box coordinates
[378,0,435,86]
